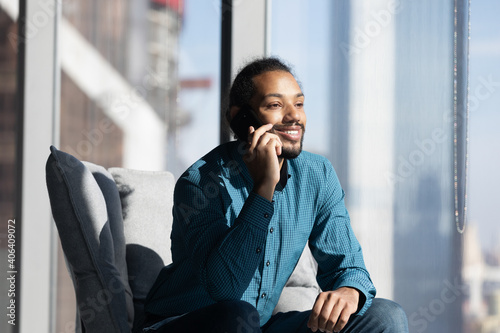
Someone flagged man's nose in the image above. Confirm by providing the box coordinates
[283,104,301,123]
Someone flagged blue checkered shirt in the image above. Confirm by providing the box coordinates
[145,141,376,325]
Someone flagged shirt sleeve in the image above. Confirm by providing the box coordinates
[173,175,274,301]
[308,161,376,316]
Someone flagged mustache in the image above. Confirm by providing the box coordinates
[272,123,305,131]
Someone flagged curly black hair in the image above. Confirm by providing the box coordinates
[224,57,295,133]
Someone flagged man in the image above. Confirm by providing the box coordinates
[141,58,408,332]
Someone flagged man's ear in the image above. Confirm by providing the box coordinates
[229,106,240,121]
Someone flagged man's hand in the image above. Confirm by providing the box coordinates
[307,287,360,333]
[243,123,282,202]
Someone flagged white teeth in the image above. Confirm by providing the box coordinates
[283,131,298,135]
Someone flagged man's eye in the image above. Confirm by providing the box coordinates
[296,103,304,108]
[268,103,280,109]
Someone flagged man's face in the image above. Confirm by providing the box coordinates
[250,70,307,159]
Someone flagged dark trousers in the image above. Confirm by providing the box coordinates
[142,300,260,333]
[142,298,408,333]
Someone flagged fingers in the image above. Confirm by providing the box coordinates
[333,309,351,333]
[309,298,338,333]
[242,123,283,201]
[308,291,357,333]
[324,302,342,332]
[246,123,282,156]
[308,304,342,333]
[247,123,270,149]
[308,294,325,332]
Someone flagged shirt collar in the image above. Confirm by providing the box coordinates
[276,159,290,191]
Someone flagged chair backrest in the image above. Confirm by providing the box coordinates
[46,146,175,332]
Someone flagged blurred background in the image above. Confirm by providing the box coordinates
[0,0,499,332]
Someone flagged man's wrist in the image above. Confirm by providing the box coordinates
[252,182,275,202]
[337,287,365,313]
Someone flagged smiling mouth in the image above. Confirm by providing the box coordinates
[281,130,299,135]
[273,125,304,141]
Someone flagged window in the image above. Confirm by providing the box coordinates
[271,1,478,331]
[55,0,220,329]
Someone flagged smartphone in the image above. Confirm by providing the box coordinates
[230,105,263,142]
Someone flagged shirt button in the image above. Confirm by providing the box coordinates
[261,293,267,298]
[266,260,270,267]
[264,213,270,218]
[256,247,261,254]
[269,227,274,233]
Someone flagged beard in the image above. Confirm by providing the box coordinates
[277,126,305,159]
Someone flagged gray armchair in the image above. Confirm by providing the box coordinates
[46,146,321,333]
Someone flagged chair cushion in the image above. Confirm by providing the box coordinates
[83,162,134,322]
[109,167,175,331]
[46,146,132,332]
[273,245,321,314]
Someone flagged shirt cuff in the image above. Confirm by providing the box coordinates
[237,191,274,231]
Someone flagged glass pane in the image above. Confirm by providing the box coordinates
[56,0,220,330]
[392,2,458,331]
[0,4,18,333]
[464,0,500,331]
[270,0,332,157]
[175,0,221,175]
